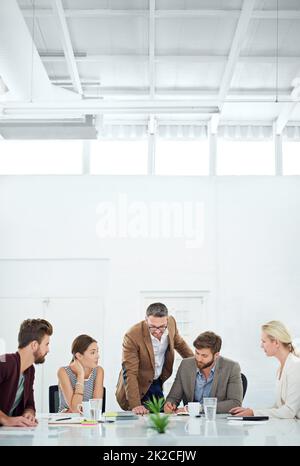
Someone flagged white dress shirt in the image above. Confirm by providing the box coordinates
[254,352,300,419]
[150,329,169,380]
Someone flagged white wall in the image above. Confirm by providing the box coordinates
[0,259,108,411]
[0,175,300,410]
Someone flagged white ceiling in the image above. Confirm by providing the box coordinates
[1,0,300,137]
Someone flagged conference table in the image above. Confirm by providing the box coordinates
[0,413,299,446]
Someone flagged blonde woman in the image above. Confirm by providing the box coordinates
[230,320,300,419]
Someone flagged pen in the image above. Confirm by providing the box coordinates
[55,417,72,421]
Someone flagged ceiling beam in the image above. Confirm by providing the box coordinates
[156,10,300,20]
[149,0,155,99]
[40,53,300,64]
[275,66,300,133]
[3,118,291,126]
[21,8,300,20]
[0,0,77,101]
[1,100,219,109]
[218,0,255,104]
[275,102,298,134]
[1,100,220,119]
[4,100,299,122]
[101,119,300,126]
[211,0,255,132]
[23,9,149,18]
[210,114,221,134]
[49,84,291,100]
[51,0,83,95]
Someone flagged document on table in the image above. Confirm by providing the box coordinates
[48,417,83,425]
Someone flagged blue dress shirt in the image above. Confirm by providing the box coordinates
[194,366,215,403]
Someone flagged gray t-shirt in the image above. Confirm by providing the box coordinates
[9,374,25,416]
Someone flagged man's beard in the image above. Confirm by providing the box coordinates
[196,356,215,370]
[33,350,46,364]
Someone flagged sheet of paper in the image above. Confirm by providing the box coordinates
[48,417,83,425]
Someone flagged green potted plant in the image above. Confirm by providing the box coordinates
[145,396,170,434]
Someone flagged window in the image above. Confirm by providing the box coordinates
[283,141,300,175]
[217,140,275,176]
[155,140,209,176]
[90,141,148,175]
[0,140,83,175]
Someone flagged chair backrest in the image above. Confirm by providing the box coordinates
[241,373,248,399]
[102,386,106,413]
[49,385,59,413]
[49,384,106,413]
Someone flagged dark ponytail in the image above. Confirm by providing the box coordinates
[71,334,97,362]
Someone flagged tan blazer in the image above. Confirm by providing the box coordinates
[115,316,193,410]
[166,356,243,413]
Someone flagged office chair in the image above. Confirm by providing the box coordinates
[49,385,59,413]
[102,386,106,413]
[241,373,248,399]
[49,385,106,413]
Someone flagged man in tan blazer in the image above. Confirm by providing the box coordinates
[164,331,243,414]
[116,303,193,414]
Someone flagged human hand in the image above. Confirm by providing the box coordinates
[1,415,36,427]
[70,359,85,378]
[175,406,188,414]
[23,410,38,425]
[229,407,254,416]
[164,402,177,414]
[132,405,149,415]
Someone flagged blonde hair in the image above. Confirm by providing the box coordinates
[262,320,300,357]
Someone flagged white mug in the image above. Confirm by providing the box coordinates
[77,401,91,419]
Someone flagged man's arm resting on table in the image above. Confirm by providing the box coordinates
[0,409,37,427]
[23,408,38,424]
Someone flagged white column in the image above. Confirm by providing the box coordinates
[208,123,217,176]
[148,116,157,175]
[274,132,283,176]
[82,140,90,175]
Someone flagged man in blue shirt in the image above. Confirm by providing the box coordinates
[164,331,243,414]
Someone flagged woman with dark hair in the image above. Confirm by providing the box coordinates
[57,334,104,413]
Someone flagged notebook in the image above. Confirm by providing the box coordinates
[48,416,83,425]
[103,411,138,420]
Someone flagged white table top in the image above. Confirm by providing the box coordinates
[0,414,300,446]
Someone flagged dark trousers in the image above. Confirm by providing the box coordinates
[141,378,164,408]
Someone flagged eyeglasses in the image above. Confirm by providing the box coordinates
[147,324,167,332]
